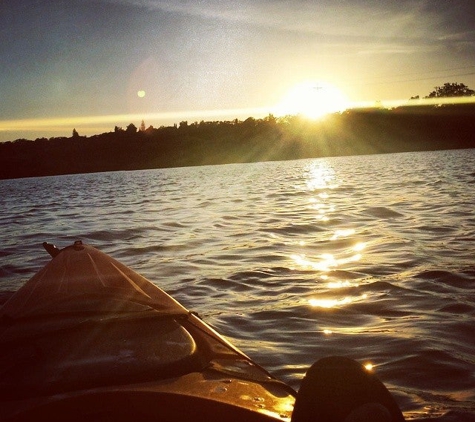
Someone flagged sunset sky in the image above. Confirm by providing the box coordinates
[1,0,475,141]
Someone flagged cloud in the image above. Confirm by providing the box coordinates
[104,0,458,54]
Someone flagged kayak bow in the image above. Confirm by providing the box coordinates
[0,241,296,422]
[0,241,405,422]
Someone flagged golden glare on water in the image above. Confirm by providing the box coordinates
[309,297,352,308]
[327,280,353,289]
[306,163,337,191]
[353,242,366,252]
[331,229,356,240]
[292,159,371,311]
[304,162,338,221]
[308,293,368,309]
[291,252,362,272]
[291,253,336,272]
[274,80,349,119]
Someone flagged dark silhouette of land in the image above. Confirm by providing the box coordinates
[1,104,475,180]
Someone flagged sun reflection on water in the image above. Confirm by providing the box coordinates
[305,163,338,191]
[308,293,368,309]
[290,252,362,272]
[303,161,338,224]
[331,228,355,240]
[290,253,336,272]
[308,297,352,308]
[291,160,373,311]
[327,280,353,289]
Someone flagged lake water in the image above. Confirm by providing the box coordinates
[1,149,474,421]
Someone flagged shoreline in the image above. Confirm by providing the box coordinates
[1,105,475,180]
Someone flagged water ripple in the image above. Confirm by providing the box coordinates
[1,149,475,421]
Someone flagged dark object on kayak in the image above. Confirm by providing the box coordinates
[0,241,405,422]
[292,357,405,422]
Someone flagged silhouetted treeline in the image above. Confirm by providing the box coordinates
[1,104,475,180]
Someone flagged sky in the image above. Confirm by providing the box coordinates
[1,0,475,142]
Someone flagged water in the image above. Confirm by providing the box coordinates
[1,149,474,421]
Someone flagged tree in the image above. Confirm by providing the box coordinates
[425,82,475,98]
[126,123,137,134]
[139,120,146,131]
[72,128,79,138]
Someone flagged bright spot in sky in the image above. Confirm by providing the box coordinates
[274,81,349,119]
[137,90,146,98]
[364,363,374,371]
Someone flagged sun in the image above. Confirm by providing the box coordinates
[274,81,349,119]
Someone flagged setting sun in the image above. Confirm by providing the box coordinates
[274,81,349,119]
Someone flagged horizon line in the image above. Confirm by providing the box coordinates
[1,96,474,137]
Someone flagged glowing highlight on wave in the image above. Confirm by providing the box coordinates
[291,251,363,272]
[308,293,368,309]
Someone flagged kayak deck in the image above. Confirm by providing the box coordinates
[0,241,296,421]
[0,240,188,319]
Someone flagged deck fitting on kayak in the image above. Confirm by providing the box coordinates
[42,242,60,258]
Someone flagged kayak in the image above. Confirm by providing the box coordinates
[0,241,405,422]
